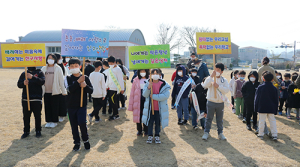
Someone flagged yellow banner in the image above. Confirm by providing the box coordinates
[196,33,231,54]
[1,43,46,68]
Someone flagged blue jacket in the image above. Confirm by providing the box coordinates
[254,82,278,114]
[171,65,191,98]
[142,79,171,129]
[279,80,291,99]
[196,63,210,82]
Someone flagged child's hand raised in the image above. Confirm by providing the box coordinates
[77,76,85,83]
[80,81,87,88]
[211,71,216,78]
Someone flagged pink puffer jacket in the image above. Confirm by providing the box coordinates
[128,77,142,123]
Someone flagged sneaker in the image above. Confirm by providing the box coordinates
[218,133,227,140]
[253,125,258,131]
[88,114,93,123]
[255,129,259,134]
[147,136,153,144]
[246,125,252,131]
[36,131,41,138]
[202,132,209,140]
[155,136,161,144]
[73,144,80,151]
[115,115,120,119]
[118,108,121,111]
[59,117,65,122]
[183,120,188,125]
[109,115,119,121]
[242,118,246,123]
[237,114,242,119]
[278,111,282,115]
[171,106,176,110]
[84,141,90,150]
[193,125,199,130]
[94,118,101,123]
[45,122,51,128]
[272,136,278,141]
[21,132,30,139]
[178,119,183,125]
[137,131,142,136]
[50,123,57,128]
[232,109,236,114]
[257,135,264,140]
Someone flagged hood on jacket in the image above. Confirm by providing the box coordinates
[176,65,188,79]
[248,71,259,83]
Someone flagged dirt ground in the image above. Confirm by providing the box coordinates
[0,68,300,167]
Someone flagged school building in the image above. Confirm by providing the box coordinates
[0,29,146,68]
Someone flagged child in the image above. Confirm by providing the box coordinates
[65,58,93,151]
[128,69,150,136]
[286,74,300,119]
[279,73,291,115]
[233,70,246,120]
[202,63,229,141]
[88,60,106,123]
[190,68,201,85]
[106,56,125,121]
[229,70,239,113]
[171,64,181,109]
[172,65,192,125]
[41,54,67,128]
[190,77,207,130]
[142,69,171,144]
[241,71,260,131]
[17,67,45,138]
[255,71,278,141]
[100,60,110,115]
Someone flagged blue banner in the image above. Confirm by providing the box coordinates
[61,29,109,58]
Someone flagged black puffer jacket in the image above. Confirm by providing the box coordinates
[241,71,260,104]
[286,82,300,108]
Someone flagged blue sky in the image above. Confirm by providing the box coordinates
[1,0,299,54]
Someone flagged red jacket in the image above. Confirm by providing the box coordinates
[171,71,176,81]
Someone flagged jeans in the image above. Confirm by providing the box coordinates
[148,110,160,137]
[205,101,224,135]
[191,107,205,127]
[176,97,189,120]
[68,107,89,144]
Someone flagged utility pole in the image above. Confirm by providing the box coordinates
[293,41,296,68]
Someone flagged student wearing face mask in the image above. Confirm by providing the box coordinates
[142,69,171,144]
[54,53,69,122]
[41,54,67,128]
[190,68,201,85]
[128,69,150,136]
[233,71,246,121]
[105,56,125,121]
[192,58,210,83]
[229,70,239,114]
[171,64,182,109]
[241,71,260,131]
[172,65,192,125]
[278,73,291,115]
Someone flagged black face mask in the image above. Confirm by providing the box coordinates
[27,67,36,71]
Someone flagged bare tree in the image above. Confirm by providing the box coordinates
[155,23,185,51]
[181,27,212,48]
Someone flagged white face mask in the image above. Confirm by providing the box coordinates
[216,72,221,77]
[178,72,183,76]
[69,68,80,74]
[47,59,55,65]
[276,76,281,79]
[58,59,63,64]
[66,58,70,62]
[250,77,256,81]
[192,73,197,77]
[140,73,146,77]
[109,65,115,68]
[152,74,160,80]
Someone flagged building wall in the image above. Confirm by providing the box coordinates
[108,46,126,65]
[239,47,267,62]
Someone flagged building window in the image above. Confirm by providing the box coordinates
[48,47,61,53]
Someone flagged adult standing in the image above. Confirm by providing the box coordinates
[257,57,279,84]
[187,53,197,69]
[41,54,67,128]
[192,58,210,83]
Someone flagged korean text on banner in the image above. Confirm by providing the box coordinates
[61,29,109,58]
[196,33,231,55]
[1,43,46,68]
[129,44,171,70]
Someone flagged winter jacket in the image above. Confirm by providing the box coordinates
[142,79,171,129]
[17,69,45,100]
[196,63,210,83]
[171,65,191,98]
[286,82,300,108]
[279,80,291,99]
[241,71,260,104]
[257,64,279,83]
[128,77,147,123]
[254,82,278,114]
[41,64,67,96]
[191,75,201,85]
[233,80,245,98]
[83,64,95,77]
[191,83,207,112]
